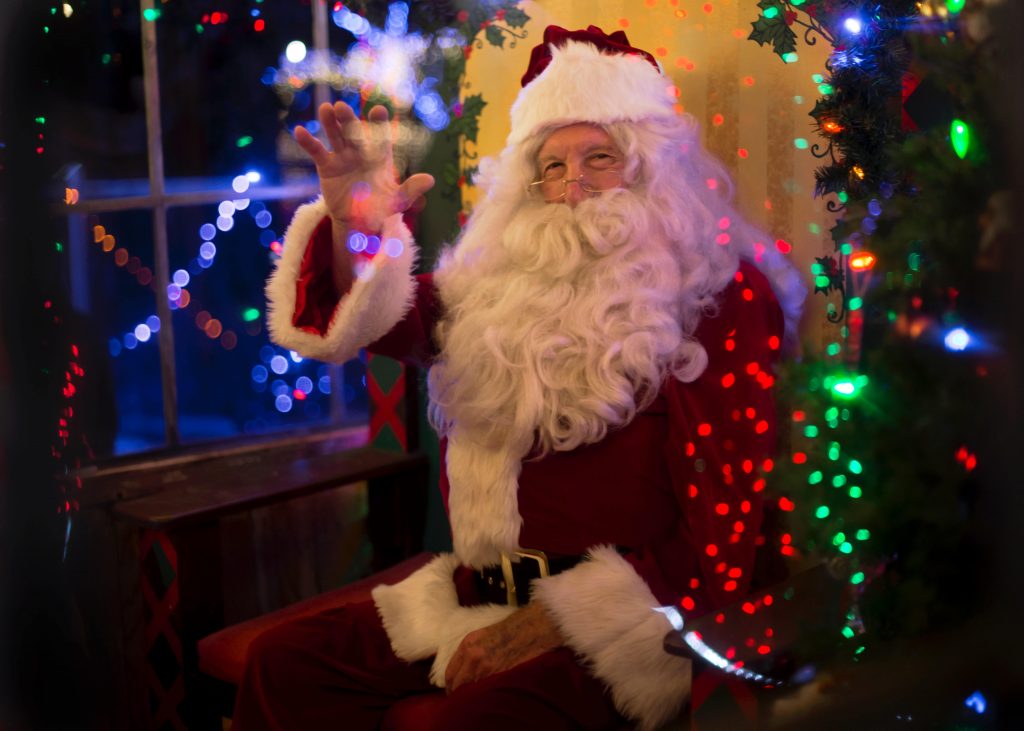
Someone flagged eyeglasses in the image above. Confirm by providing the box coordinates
[527,169,623,201]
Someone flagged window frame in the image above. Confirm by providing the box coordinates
[57,0,345,455]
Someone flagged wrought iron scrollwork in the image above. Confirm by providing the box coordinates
[811,141,837,162]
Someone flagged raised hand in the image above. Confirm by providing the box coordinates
[294,102,435,233]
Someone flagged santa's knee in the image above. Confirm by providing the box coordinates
[243,622,311,693]
[422,686,519,731]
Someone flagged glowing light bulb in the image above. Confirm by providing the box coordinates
[285,41,307,64]
[947,0,966,15]
[951,119,971,159]
[944,327,970,351]
[849,252,876,271]
[964,691,986,714]
[844,18,862,34]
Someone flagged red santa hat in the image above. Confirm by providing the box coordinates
[507,25,677,147]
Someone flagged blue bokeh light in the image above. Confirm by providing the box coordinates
[270,355,289,374]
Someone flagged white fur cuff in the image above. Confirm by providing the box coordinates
[371,553,516,687]
[532,546,692,730]
[265,197,419,363]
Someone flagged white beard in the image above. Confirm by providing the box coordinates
[429,188,710,566]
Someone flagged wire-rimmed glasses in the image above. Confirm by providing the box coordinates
[527,169,623,202]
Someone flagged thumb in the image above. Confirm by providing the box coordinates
[395,173,436,212]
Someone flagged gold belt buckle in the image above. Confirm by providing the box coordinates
[499,548,550,607]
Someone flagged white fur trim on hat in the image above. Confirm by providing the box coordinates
[532,545,692,731]
[265,197,418,363]
[508,40,675,147]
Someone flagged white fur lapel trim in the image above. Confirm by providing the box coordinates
[371,553,516,687]
[265,197,418,363]
[532,545,692,730]
[445,434,524,568]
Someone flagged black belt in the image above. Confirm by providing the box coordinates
[475,549,607,607]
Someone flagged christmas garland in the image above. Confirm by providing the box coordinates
[750,0,1002,656]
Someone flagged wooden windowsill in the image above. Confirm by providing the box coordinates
[67,425,371,508]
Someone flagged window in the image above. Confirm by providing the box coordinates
[51,0,373,458]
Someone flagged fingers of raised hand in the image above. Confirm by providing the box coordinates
[366,104,390,124]
[394,173,435,213]
[293,125,330,167]
[363,107,395,168]
[319,101,358,156]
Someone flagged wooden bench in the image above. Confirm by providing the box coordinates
[107,438,430,730]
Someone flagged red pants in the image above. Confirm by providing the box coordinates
[232,599,626,731]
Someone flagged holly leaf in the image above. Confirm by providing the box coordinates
[450,94,486,143]
[772,24,797,57]
[813,255,843,295]
[748,16,779,48]
[485,24,505,48]
[748,7,797,60]
[503,6,529,28]
[460,93,486,121]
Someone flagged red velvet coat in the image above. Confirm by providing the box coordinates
[290,213,785,616]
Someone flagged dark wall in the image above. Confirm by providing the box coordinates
[0,1,101,728]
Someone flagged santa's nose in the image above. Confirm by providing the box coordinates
[564,179,588,208]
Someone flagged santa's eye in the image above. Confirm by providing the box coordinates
[586,153,618,169]
[541,162,565,180]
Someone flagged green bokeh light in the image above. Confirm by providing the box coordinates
[951,118,971,159]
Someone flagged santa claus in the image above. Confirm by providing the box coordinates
[234,25,805,731]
